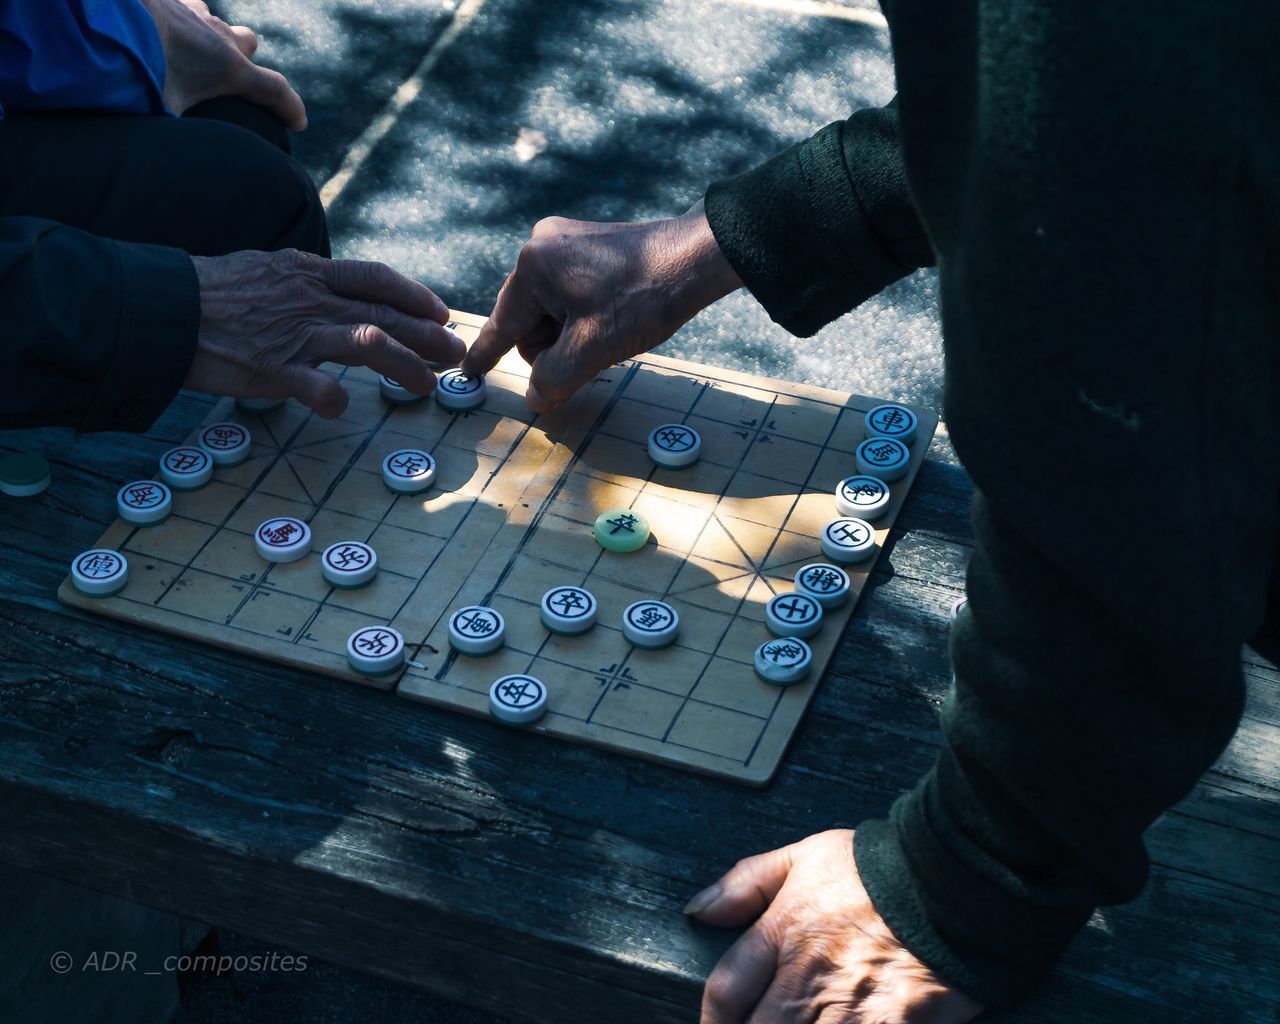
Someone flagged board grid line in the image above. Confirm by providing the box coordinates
[576,381,778,737]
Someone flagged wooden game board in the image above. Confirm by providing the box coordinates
[59,311,936,785]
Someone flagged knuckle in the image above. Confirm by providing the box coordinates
[285,277,317,309]
[516,237,547,272]
[350,323,386,353]
[532,215,569,238]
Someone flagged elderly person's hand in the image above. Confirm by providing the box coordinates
[688,830,984,1024]
[462,201,742,412]
[187,250,462,416]
[139,0,306,129]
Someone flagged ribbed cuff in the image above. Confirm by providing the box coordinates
[705,109,929,337]
[855,773,1093,1010]
[80,240,200,433]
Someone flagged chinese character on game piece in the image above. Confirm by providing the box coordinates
[357,629,394,655]
[803,566,842,592]
[763,641,803,663]
[606,512,638,535]
[552,590,586,615]
[264,521,299,545]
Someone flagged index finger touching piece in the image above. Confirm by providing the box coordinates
[463,263,554,377]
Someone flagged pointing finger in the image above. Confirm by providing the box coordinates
[463,256,555,377]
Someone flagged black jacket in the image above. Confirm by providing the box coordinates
[706,0,1277,1007]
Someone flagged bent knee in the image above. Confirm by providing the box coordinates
[180,116,329,257]
[250,147,329,257]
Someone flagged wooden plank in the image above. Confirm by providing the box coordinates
[2,413,1279,1023]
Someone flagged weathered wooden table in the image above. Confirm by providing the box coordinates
[1,394,1277,1024]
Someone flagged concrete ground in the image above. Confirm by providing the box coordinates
[178,1,937,1020]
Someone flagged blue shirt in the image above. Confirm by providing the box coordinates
[0,0,168,117]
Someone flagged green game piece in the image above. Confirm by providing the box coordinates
[593,507,650,553]
[0,452,51,497]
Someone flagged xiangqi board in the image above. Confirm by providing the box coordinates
[58,310,936,785]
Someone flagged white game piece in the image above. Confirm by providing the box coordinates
[321,541,378,588]
[489,674,548,725]
[622,600,680,648]
[448,605,506,656]
[794,562,851,609]
[540,585,597,635]
[435,369,486,411]
[864,403,918,445]
[346,624,405,676]
[820,517,877,564]
[855,437,910,482]
[71,548,128,597]
[198,422,251,466]
[765,591,823,638]
[379,375,426,404]
[158,446,212,490]
[382,448,436,494]
[647,423,701,469]
[236,397,284,412]
[951,596,968,623]
[116,480,172,526]
[254,516,312,563]
[834,474,891,521]
[754,636,813,686]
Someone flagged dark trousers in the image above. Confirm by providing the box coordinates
[0,97,329,258]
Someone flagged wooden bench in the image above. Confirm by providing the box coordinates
[1,391,1276,1023]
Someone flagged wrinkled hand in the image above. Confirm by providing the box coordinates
[187,249,462,417]
[687,830,984,1024]
[139,0,306,128]
[461,200,742,412]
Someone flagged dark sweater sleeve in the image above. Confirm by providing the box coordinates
[849,1,1270,1007]
[855,490,1251,1007]
[704,100,933,337]
[0,216,200,432]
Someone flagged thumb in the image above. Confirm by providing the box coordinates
[684,845,795,928]
[526,318,610,413]
[237,64,307,131]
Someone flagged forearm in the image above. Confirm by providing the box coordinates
[857,490,1252,1007]
[654,200,743,321]
[0,217,199,432]
[704,99,933,336]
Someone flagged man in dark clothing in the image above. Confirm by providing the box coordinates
[0,0,460,434]
[464,2,1274,1020]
